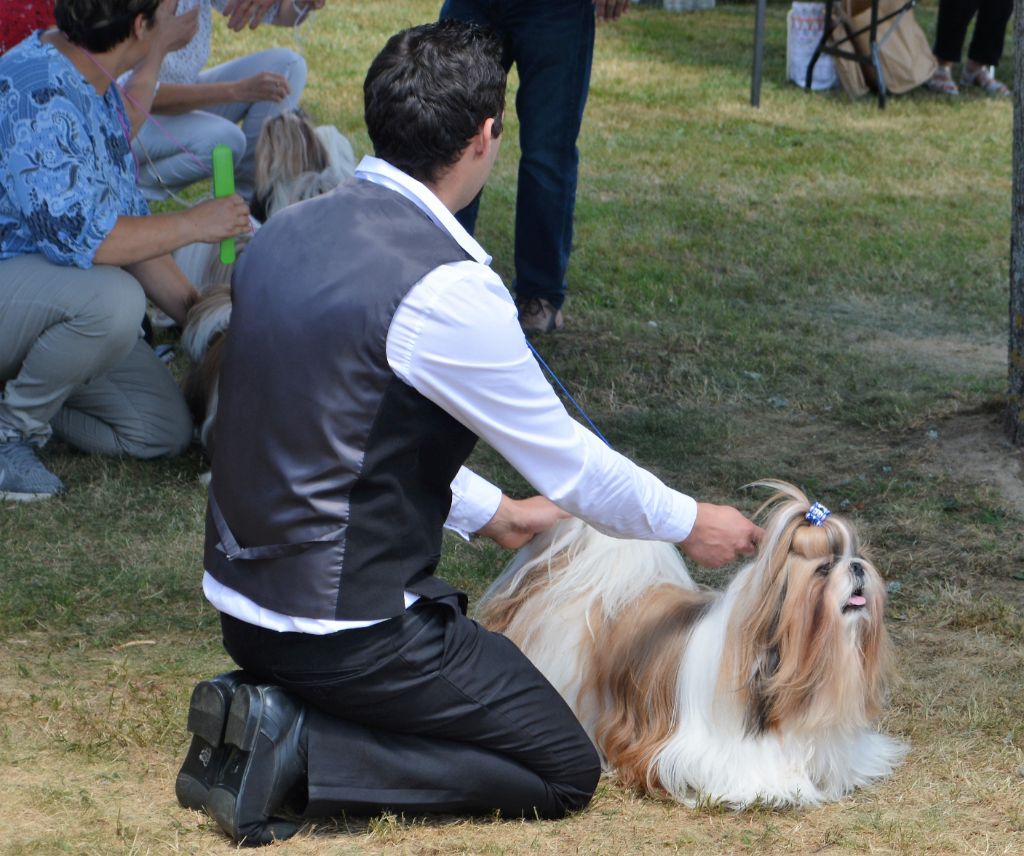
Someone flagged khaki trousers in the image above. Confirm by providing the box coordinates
[0,254,192,458]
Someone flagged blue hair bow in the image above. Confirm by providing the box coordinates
[805,502,831,527]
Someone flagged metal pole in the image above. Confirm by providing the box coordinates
[751,0,767,106]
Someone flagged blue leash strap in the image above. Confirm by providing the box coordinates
[526,339,612,449]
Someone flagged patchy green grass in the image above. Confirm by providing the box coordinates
[2,0,1023,853]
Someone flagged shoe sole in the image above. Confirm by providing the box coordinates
[208,686,302,846]
[224,684,264,752]
[187,679,237,746]
[175,677,240,810]
[206,685,263,839]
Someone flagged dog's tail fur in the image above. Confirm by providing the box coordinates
[182,286,232,453]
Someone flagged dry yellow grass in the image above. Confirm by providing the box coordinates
[1,615,1021,855]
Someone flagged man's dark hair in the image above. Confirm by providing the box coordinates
[364,21,506,184]
[56,0,161,53]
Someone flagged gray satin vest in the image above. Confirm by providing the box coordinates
[204,179,477,620]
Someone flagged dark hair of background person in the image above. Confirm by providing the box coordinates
[55,0,161,53]
[364,20,506,185]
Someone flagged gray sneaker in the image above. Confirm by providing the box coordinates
[0,439,65,501]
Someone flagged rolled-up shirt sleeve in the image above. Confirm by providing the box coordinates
[446,466,503,540]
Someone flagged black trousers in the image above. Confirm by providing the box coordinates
[933,0,1013,66]
[220,600,601,820]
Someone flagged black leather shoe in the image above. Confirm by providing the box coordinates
[207,684,307,847]
[175,670,252,811]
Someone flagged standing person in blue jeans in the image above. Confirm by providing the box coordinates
[441,0,629,333]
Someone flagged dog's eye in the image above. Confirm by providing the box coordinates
[815,560,834,576]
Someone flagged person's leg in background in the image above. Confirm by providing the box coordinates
[929,0,977,94]
[961,0,1013,94]
[441,0,594,333]
[199,48,309,198]
[506,0,594,332]
[932,0,978,65]
[0,255,170,498]
[439,0,504,238]
[51,336,193,459]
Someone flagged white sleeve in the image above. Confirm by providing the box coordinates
[445,466,502,541]
[386,261,698,543]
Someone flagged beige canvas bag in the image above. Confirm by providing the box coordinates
[831,0,936,96]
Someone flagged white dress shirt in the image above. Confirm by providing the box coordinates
[204,156,698,633]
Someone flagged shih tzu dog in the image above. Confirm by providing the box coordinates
[476,481,906,808]
[250,108,355,223]
[179,110,355,454]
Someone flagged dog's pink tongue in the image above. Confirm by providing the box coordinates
[848,594,867,607]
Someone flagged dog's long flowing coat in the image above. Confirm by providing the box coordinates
[477,482,906,807]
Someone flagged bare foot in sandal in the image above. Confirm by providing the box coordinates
[926,63,960,95]
[960,61,1010,97]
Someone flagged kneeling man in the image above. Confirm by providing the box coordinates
[178,20,761,847]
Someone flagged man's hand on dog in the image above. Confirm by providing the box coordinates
[680,503,762,568]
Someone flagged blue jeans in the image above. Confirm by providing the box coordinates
[441,0,595,309]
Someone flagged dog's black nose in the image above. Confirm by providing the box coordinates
[850,561,865,579]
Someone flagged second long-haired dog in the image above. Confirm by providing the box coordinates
[477,482,906,808]
[250,109,355,223]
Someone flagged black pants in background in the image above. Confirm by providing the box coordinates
[933,0,1013,67]
[220,600,601,820]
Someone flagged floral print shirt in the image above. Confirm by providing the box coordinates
[0,33,148,268]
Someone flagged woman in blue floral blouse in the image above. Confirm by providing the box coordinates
[0,0,252,501]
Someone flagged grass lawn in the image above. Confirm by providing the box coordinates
[2,0,1023,853]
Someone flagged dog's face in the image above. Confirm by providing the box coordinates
[769,517,884,631]
[725,484,890,735]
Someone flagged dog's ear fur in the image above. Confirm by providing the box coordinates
[181,287,232,453]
